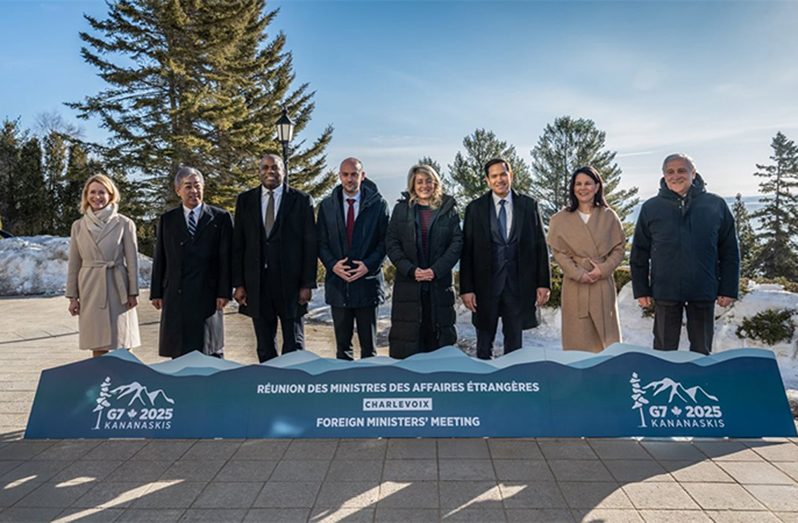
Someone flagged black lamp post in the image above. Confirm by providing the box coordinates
[275,106,295,188]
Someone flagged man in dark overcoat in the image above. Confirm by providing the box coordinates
[459,158,551,359]
[232,153,317,362]
[317,157,389,360]
[151,166,233,358]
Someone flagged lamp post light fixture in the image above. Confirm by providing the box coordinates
[275,106,295,188]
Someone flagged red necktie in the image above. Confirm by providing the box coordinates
[346,198,355,247]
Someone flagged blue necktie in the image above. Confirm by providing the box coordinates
[498,199,508,241]
[188,209,197,237]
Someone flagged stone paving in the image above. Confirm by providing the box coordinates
[1,294,798,522]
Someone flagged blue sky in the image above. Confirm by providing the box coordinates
[2,0,798,205]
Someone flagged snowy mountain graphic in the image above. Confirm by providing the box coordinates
[642,377,718,404]
[110,381,175,407]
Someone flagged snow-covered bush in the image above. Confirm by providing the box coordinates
[736,308,796,346]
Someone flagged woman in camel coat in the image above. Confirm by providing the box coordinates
[66,174,140,357]
[547,166,625,352]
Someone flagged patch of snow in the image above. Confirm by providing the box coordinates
[0,236,152,296]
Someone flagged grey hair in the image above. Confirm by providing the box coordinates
[662,153,696,173]
[174,166,204,188]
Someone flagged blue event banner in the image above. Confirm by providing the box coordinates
[25,344,796,439]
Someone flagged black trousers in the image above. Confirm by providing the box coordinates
[653,300,715,355]
[332,306,377,360]
[252,314,304,363]
[476,287,523,360]
[253,271,305,363]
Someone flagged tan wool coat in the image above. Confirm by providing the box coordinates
[547,206,625,352]
[66,214,141,351]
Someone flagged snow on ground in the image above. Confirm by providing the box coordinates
[0,236,152,296]
[2,235,797,395]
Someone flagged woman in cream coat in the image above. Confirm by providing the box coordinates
[66,174,141,357]
[547,166,625,352]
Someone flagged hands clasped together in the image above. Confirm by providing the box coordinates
[332,258,369,283]
[578,259,603,285]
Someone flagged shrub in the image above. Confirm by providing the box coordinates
[736,308,796,346]
[546,263,563,309]
[316,259,326,284]
[613,266,631,293]
[383,263,396,286]
[739,277,752,298]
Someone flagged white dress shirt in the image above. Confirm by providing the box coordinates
[491,191,513,239]
[183,203,203,227]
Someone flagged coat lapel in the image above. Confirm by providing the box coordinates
[334,189,348,254]
[78,218,107,260]
[478,192,492,241]
[508,191,524,242]
[582,208,603,257]
[94,214,121,245]
[192,205,215,241]
[271,188,294,237]
[168,207,190,243]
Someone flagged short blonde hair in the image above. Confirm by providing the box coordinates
[407,164,443,209]
[80,174,120,213]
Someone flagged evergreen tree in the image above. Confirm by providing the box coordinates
[60,143,92,236]
[14,137,47,235]
[0,120,24,229]
[732,193,759,278]
[36,112,82,234]
[530,116,639,224]
[40,131,68,234]
[70,0,333,211]
[750,132,798,279]
[448,129,531,202]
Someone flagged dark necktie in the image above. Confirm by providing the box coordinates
[187,209,197,237]
[498,199,508,241]
[265,190,275,236]
[346,198,355,247]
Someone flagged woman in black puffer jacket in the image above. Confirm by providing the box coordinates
[386,164,463,359]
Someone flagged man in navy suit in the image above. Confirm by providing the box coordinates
[460,158,551,359]
[232,154,317,362]
[151,166,233,359]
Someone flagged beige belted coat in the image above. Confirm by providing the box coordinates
[66,214,141,351]
[547,206,625,352]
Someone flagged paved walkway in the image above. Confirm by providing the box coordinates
[1,295,797,522]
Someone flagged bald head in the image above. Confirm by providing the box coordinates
[339,157,365,196]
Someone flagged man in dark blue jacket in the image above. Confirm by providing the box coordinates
[317,158,389,360]
[631,153,739,354]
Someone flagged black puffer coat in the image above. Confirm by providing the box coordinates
[631,174,739,302]
[386,194,463,358]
